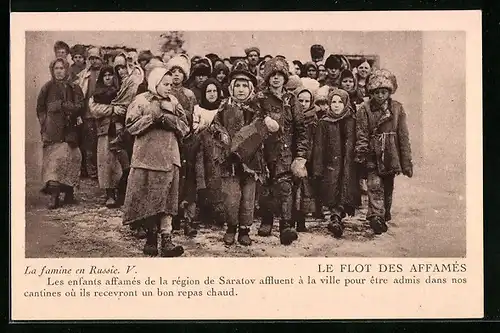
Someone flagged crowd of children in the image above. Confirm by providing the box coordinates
[36,41,413,257]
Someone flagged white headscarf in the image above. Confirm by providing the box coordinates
[229,77,255,103]
[147,66,169,96]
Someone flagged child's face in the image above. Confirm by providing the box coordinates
[307,67,317,79]
[73,54,85,66]
[116,66,128,79]
[89,56,102,69]
[205,83,219,103]
[341,77,355,92]
[330,95,345,115]
[195,75,208,87]
[318,66,327,79]
[372,88,391,105]
[298,91,312,110]
[103,72,114,86]
[156,74,173,98]
[317,102,329,112]
[216,71,226,83]
[53,62,66,80]
[233,79,251,101]
[294,65,302,76]
[269,72,285,89]
[357,62,371,78]
[171,68,185,85]
[327,67,341,78]
[55,48,68,59]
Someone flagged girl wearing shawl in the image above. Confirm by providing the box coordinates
[89,54,144,206]
[122,66,190,257]
[191,78,224,226]
[292,85,319,232]
[209,63,267,246]
[303,62,319,80]
[37,58,84,209]
[312,88,360,238]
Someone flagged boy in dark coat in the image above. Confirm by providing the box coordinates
[255,57,309,245]
[355,69,413,234]
[312,88,360,238]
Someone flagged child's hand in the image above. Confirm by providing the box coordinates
[403,167,413,178]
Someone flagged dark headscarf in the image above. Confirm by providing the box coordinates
[92,65,118,104]
[199,78,223,110]
[326,88,352,120]
[49,58,70,81]
[212,62,230,84]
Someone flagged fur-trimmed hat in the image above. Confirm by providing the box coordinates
[229,59,257,87]
[367,68,398,94]
[70,44,87,58]
[191,57,212,77]
[167,55,191,80]
[262,57,290,85]
[325,54,343,70]
[244,47,260,56]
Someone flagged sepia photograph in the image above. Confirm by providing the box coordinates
[11,11,482,321]
[23,29,467,258]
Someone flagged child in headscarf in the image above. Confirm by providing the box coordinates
[89,66,127,208]
[122,66,190,257]
[303,62,319,80]
[212,62,230,98]
[192,78,223,134]
[355,69,413,235]
[312,88,360,238]
[292,85,319,232]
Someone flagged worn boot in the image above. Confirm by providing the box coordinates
[47,191,60,210]
[279,220,298,245]
[369,216,388,235]
[384,211,392,222]
[257,213,274,237]
[295,212,308,232]
[183,220,198,238]
[62,186,77,205]
[237,227,252,246]
[160,233,184,257]
[327,215,344,238]
[223,225,237,245]
[105,188,118,208]
[143,228,158,256]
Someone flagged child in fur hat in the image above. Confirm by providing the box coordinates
[355,69,413,234]
[69,44,87,83]
[255,57,309,245]
[312,88,360,238]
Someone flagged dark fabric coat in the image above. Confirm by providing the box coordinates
[255,88,309,177]
[355,98,413,176]
[312,113,359,208]
[36,60,84,147]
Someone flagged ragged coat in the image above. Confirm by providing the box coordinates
[355,98,412,176]
[312,109,359,209]
[255,88,309,177]
[36,61,85,147]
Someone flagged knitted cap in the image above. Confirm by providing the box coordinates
[87,47,102,59]
[285,75,302,91]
